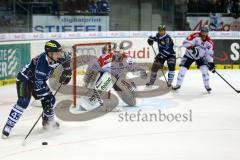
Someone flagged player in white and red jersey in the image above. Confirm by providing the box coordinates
[97,51,114,68]
[98,47,137,79]
[172,25,215,92]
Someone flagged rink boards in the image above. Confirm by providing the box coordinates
[0,31,239,86]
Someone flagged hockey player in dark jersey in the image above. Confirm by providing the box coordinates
[2,40,72,138]
[146,24,176,87]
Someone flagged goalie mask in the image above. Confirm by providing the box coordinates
[113,44,124,62]
[102,44,110,54]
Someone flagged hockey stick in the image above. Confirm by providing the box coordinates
[174,45,184,60]
[150,45,169,86]
[212,69,240,93]
[22,83,63,146]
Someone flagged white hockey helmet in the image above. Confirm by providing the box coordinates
[113,42,124,61]
[113,42,123,53]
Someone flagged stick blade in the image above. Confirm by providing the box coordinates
[22,140,27,146]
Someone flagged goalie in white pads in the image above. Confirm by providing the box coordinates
[80,44,147,111]
[172,26,215,92]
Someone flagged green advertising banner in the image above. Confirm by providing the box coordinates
[0,43,30,81]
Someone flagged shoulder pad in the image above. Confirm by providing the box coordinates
[187,32,200,40]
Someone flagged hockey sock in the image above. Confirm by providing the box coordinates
[43,109,54,121]
[6,104,25,129]
[168,71,175,84]
[176,67,188,86]
[200,65,210,87]
[149,72,157,84]
[42,96,55,121]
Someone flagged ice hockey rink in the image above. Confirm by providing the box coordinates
[0,70,240,160]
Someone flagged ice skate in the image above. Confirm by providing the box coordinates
[146,81,154,87]
[42,119,60,130]
[205,86,212,93]
[172,85,181,90]
[167,82,172,87]
[2,125,12,138]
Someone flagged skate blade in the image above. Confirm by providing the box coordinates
[1,134,8,139]
[145,85,153,88]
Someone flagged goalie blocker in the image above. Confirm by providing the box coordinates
[79,72,137,111]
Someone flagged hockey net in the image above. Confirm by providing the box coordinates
[72,42,113,107]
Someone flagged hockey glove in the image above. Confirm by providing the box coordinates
[147,37,154,46]
[61,59,71,69]
[59,58,72,85]
[59,69,72,85]
[208,62,216,73]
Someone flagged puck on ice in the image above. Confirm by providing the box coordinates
[42,142,48,145]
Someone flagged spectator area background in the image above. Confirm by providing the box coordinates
[0,0,239,33]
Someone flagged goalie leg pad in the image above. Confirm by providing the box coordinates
[85,70,101,89]
[78,72,115,111]
[84,63,101,89]
[115,79,136,106]
[95,72,117,92]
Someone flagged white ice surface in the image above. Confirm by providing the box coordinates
[0,70,240,160]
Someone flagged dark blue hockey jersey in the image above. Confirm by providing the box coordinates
[17,52,64,99]
[150,33,175,57]
[17,52,59,82]
[98,0,111,13]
